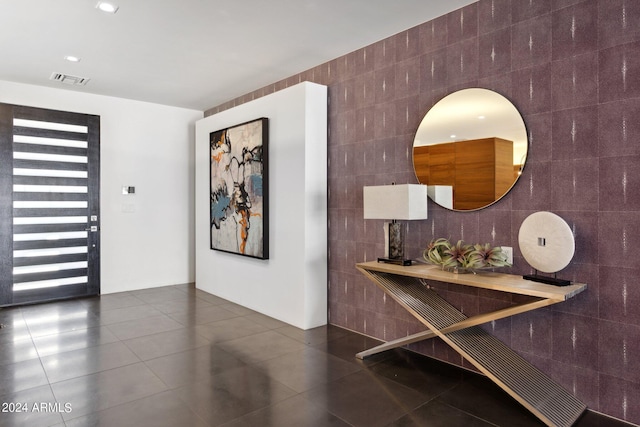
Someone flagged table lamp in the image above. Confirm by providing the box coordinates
[363,184,428,266]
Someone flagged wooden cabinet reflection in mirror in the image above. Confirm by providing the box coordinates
[414,137,520,211]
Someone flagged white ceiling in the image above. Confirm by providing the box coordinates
[0,0,474,111]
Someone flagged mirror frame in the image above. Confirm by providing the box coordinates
[412,88,528,211]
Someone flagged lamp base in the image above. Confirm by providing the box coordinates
[523,274,571,287]
[377,257,413,266]
[388,222,404,260]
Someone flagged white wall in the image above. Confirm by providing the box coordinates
[195,82,327,330]
[0,80,203,293]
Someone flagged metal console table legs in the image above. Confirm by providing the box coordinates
[356,261,587,427]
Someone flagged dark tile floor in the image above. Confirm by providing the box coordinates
[0,284,634,427]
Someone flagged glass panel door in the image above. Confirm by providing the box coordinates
[0,104,100,306]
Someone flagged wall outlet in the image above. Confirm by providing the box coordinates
[501,246,514,265]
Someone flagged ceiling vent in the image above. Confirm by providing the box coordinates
[49,72,90,86]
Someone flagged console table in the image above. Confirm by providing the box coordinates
[356,261,587,427]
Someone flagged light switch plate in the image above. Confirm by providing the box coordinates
[501,246,513,265]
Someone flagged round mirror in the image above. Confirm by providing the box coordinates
[412,88,528,211]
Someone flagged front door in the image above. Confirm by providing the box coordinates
[0,104,100,306]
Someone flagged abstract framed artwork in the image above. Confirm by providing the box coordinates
[210,117,269,259]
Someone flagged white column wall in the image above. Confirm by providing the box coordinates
[195,82,327,329]
[0,80,203,293]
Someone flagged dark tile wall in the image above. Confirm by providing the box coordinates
[205,0,640,423]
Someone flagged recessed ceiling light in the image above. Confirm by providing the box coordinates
[64,56,81,63]
[478,115,485,120]
[96,1,119,13]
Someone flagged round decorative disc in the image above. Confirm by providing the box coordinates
[518,211,575,274]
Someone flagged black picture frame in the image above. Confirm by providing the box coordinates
[209,117,269,259]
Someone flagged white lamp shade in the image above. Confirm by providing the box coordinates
[363,184,428,220]
[427,185,453,210]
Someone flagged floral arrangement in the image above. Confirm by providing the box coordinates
[423,238,511,271]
